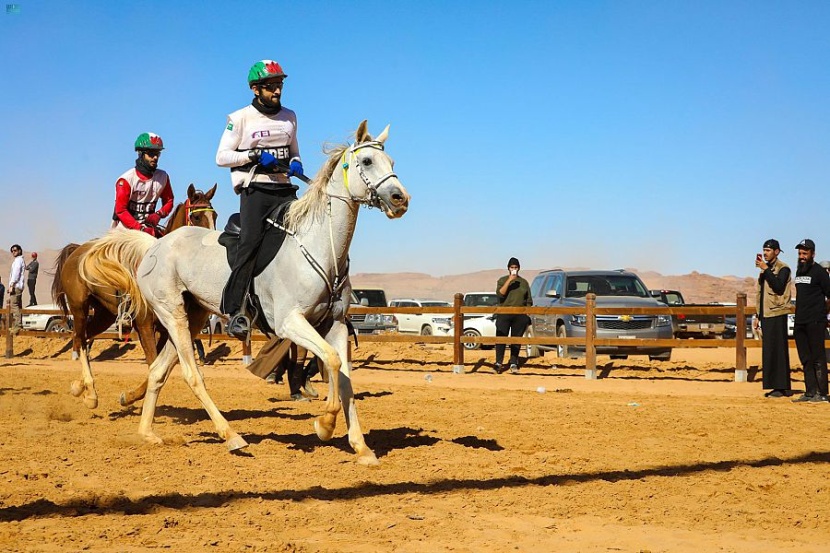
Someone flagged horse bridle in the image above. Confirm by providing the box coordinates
[184,195,216,226]
[334,140,398,211]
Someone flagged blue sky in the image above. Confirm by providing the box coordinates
[1,0,828,278]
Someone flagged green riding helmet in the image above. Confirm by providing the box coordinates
[248,60,287,86]
[134,132,164,151]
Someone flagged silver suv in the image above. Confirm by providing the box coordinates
[530,269,673,361]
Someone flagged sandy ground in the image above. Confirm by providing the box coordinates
[1,336,829,552]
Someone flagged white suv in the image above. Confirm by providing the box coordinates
[22,304,72,333]
[388,299,452,336]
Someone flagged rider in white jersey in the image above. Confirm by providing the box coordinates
[111,133,174,237]
[216,60,304,339]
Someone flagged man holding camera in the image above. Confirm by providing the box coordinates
[754,239,792,398]
[494,257,532,374]
[791,239,830,403]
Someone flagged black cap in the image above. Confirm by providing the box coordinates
[795,238,816,251]
[508,257,520,268]
[763,239,780,250]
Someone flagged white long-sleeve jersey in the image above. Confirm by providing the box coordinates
[215,104,300,192]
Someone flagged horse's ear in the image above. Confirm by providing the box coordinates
[206,183,218,200]
[375,124,390,144]
[355,120,369,143]
[187,183,196,198]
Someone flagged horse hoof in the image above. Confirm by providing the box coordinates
[70,381,84,397]
[314,417,335,442]
[83,396,98,410]
[357,451,380,467]
[226,435,249,452]
[141,433,164,445]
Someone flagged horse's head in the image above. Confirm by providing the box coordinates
[341,120,410,219]
[185,183,218,229]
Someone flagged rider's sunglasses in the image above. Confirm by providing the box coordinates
[141,150,161,158]
[258,80,284,92]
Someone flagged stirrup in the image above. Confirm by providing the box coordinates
[227,313,251,340]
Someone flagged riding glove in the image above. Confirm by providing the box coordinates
[145,212,161,226]
[288,160,304,177]
[259,151,278,169]
[140,225,156,237]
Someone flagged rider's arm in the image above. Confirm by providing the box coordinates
[215,116,251,168]
[114,178,142,230]
[288,116,301,166]
[156,176,174,218]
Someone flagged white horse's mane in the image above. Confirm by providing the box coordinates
[284,142,349,232]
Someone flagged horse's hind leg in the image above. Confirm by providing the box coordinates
[68,299,114,409]
[137,341,179,445]
[328,320,378,466]
[119,316,165,406]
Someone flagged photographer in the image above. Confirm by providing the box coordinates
[494,257,532,374]
[754,239,792,398]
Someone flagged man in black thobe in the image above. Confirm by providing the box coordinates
[755,239,792,397]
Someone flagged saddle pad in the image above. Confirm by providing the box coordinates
[217,202,291,277]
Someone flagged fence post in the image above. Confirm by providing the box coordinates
[242,339,252,366]
[452,293,464,373]
[585,293,597,379]
[735,293,747,382]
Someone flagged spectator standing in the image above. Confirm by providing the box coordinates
[494,257,532,374]
[25,252,39,306]
[791,239,830,403]
[111,133,174,237]
[8,244,25,334]
[216,59,304,339]
[754,239,792,397]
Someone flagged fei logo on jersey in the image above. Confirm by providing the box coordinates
[251,130,272,139]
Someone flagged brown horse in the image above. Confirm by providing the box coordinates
[52,183,218,409]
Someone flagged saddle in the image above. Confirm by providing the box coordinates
[217,202,293,335]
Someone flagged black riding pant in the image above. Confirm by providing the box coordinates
[495,313,530,366]
[221,184,297,315]
[794,321,828,397]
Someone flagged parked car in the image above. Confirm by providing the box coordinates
[530,269,673,361]
[22,303,72,333]
[451,292,499,350]
[349,287,396,334]
[201,314,226,335]
[649,289,725,338]
[388,299,452,335]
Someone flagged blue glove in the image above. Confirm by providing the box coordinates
[259,151,277,169]
[288,160,304,177]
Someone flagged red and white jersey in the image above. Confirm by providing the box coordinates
[111,168,173,230]
[215,104,300,191]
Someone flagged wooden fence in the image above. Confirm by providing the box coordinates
[2,293,779,381]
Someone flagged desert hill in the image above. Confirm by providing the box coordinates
[0,249,756,307]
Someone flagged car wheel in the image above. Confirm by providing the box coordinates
[420,325,432,336]
[649,351,672,362]
[556,324,569,358]
[46,319,70,333]
[213,323,222,334]
[524,325,541,358]
[462,329,481,350]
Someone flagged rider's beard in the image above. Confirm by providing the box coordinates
[252,94,282,115]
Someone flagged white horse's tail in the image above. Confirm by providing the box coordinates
[77,229,156,320]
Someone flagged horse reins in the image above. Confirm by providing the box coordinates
[265,139,396,326]
[184,196,216,226]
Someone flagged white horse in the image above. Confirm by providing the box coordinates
[81,121,409,465]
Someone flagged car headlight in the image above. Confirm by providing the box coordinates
[365,314,379,324]
[382,315,396,325]
[656,315,672,327]
[432,317,452,326]
[571,314,587,326]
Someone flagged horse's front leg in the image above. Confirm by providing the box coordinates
[280,312,342,442]
[327,320,378,466]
